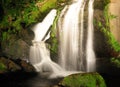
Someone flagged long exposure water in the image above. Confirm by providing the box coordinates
[0,0,120,87]
[58,0,96,72]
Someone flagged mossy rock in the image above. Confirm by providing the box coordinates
[59,72,106,87]
[0,57,36,73]
[0,57,21,72]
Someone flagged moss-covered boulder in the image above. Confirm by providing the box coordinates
[59,72,106,87]
[0,57,36,73]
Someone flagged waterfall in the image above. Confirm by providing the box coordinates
[29,9,81,78]
[29,0,96,78]
[58,0,96,72]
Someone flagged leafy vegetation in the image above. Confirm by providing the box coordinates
[111,57,120,68]
[0,0,67,42]
[49,10,61,54]
[97,5,120,53]
[95,2,120,67]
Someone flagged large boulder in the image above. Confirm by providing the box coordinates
[58,72,106,87]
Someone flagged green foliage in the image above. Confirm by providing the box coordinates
[111,58,120,68]
[104,5,120,52]
[0,0,66,42]
[2,32,9,41]
[0,62,7,70]
[0,0,39,28]
[39,0,57,12]
[60,73,106,87]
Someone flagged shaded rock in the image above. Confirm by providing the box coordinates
[2,38,29,60]
[19,28,34,46]
[58,72,106,87]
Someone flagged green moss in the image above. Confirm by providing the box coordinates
[95,2,120,53]
[49,10,61,54]
[39,0,57,12]
[60,72,106,87]
[0,62,7,71]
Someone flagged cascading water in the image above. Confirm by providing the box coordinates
[29,0,96,78]
[58,0,96,72]
[86,0,96,72]
[29,9,65,78]
[58,0,86,71]
[29,9,80,78]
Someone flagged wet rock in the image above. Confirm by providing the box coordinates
[58,72,106,87]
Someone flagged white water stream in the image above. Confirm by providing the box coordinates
[29,0,96,78]
[58,0,96,72]
[29,9,80,78]
[86,0,96,72]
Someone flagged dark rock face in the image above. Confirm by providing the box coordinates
[58,72,106,87]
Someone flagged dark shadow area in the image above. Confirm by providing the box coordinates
[0,72,63,87]
[96,58,120,87]
[0,58,120,87]
[101,73,120,87]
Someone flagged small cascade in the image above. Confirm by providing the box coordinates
[30,41,65,77]
[29,9,64,78]
[58,0,96,72]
